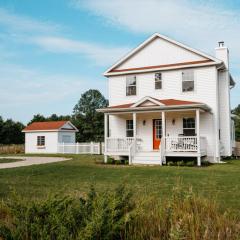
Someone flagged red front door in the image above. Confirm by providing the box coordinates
[153,119,162,150]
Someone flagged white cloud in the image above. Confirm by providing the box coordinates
[33,36,130,66]
[0,63,106,105]
[75,0,240,57]
[0,7,60,33]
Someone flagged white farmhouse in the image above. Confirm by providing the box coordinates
[22,121,78,153]
[98,33,236,166]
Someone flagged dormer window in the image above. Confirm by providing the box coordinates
[155,72,162,89]
[182,70,194,92]
[126,75,136,96]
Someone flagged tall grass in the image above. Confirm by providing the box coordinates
[0,183,239,240]
[0,145,24,154]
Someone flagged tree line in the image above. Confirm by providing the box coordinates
[0,89,239,144]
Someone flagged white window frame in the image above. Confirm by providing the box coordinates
[126,75,137,96]
[155,72,162,90]
[37,136,45,146]
[182,70,194,92]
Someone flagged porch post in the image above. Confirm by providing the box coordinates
[133,112,137,138]
[196,109,201,166]
[161,111,166,165]
[104,113,108,163]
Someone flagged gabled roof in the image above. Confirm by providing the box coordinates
[97,97,211,113]
[104,33,223,76]
[22,121,78,132]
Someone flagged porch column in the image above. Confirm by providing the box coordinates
[133,112,137,138]
[104,113,108,163]
[161,111,166,165]
[196,109,201,166]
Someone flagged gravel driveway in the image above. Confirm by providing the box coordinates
[0,156,71,169]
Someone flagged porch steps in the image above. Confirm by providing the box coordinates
[132,151,162,165]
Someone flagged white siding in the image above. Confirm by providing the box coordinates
[116,37,206,70]
[25,131,76,153]
[25,132,59,153]
[108,66,218,159]
[218,70,232,155]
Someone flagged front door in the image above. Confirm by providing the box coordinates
[153,119,162,150]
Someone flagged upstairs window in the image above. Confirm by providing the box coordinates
[183,118,195,136]
[126,75,136,96]
[182,70,194,92]
[37,136,45,146]
[126,120,134,137]
[155,72,162,89]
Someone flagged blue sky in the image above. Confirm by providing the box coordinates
[0,0,239,124]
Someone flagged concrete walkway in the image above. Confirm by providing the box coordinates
[0,156,71,169]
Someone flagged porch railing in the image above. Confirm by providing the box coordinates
[165,136,207,153]
[106,137,136,152]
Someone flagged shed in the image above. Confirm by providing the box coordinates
[22,121,78,153]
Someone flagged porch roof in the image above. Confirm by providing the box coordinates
[97,97,211,113]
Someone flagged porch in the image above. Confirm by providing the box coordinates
[98,97,211,166]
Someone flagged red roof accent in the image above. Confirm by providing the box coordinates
[23,121,68,131]
[108,99,201,109]
[110,60,213,73]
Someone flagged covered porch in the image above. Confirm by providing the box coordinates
[98,97,211,166]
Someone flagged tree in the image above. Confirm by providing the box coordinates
[29,114,71,124]
[73,89,108,142]
[232,105,240,141]
[0,118,25,144]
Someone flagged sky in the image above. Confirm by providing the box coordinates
[0,0,239,124]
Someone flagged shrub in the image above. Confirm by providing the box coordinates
[0,184,134,240]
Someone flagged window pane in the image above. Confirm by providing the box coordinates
[155,73,162,81]
[155,81,162,89]
[126,120,133,137]
[182,70,194,81]
[126,86,136,96]
[126,76,136,96]
[182,81,194,92]
[183,129,195,136]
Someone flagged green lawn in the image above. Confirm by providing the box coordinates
[0,154,240,213]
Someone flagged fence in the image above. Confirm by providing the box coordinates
[58,142,104,155]
[0,144,24,154]
[235,142,240,157]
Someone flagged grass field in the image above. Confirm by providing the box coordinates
[0,154,240,214]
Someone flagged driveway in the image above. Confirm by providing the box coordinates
[0,156,71,169]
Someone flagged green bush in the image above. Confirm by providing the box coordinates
[0,184,133,240]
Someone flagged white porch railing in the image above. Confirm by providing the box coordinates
[165,136,207,153]
[58,142,102,154]
[106,137,138,152]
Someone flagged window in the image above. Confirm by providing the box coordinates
[126,120,134,137]
[183,118,195,136]
[62,135,71,143]
[182,70,194,92]
[37,136,45,146]
[155,72,162,89]
[154,119,162,139]
[126,75,136,96]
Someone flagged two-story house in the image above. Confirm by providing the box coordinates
[98,33,236,166]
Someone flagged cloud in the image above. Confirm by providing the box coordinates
[0,7,60,33]
[33,36,130,66]
[0,63,106,106]
[75,0,240,56]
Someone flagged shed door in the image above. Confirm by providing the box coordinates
[153,119,162,150]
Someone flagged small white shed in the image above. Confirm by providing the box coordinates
[22,121,78,153]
